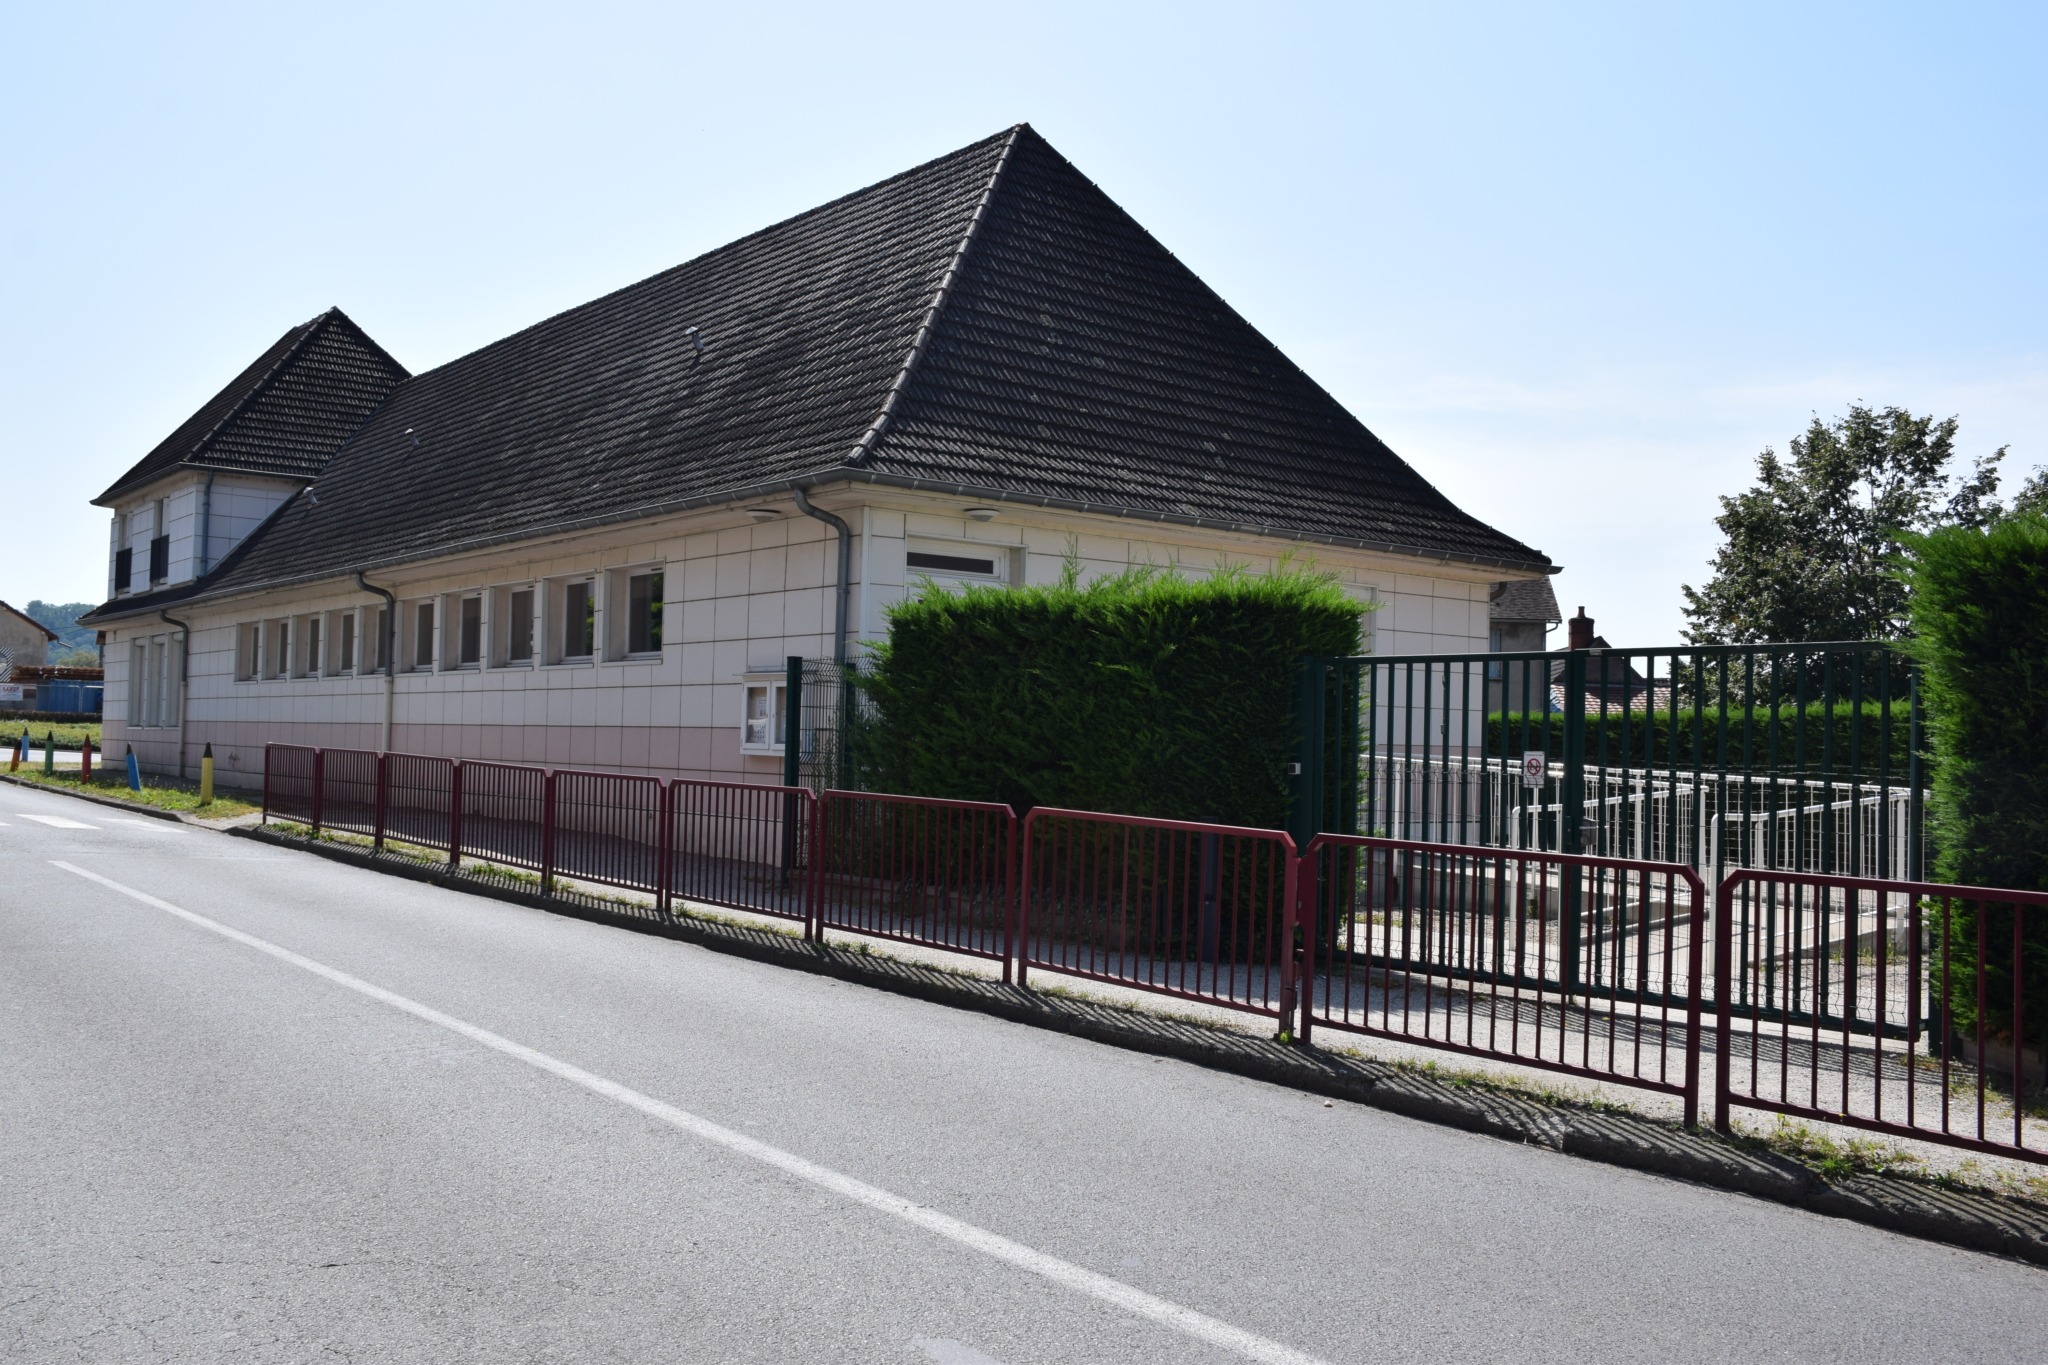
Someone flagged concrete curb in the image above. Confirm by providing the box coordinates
[188,822,2033,1269]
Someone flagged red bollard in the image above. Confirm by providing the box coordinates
[79,738,93,783]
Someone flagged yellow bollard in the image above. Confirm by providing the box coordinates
[200,742,214,805]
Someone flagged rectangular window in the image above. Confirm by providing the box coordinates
[114,547,133,593]
[563,579,594,659]
[508,588,535,662]
[412,602,435,672]
[905,539,1012,583]
[374,607,391,672]
[129,641,145,723]
[458,595,482,666]
[741,680,787,752]
[627,570,663,655]
[337,612,356,674]
[906,549,999,576]
[299,616,321,678]
[148,536,170,584]
[237,623,259,681]
[269,621,291,679]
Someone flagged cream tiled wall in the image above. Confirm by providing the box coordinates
[101,489,1520,788]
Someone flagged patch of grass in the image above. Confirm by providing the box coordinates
[1366,1053,1636,1116]
[1,720,102,749]
[1731,1118,1923,1181]
[11,767,258,818]
[1925,1156,2048,1205]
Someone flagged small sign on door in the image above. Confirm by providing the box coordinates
[1520,750,1547,789]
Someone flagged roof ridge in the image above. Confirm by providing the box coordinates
[841,123,1026,467]
[173,309,336,472]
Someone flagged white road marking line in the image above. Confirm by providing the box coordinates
[48,860,1329,1365]
[19,814,98,829]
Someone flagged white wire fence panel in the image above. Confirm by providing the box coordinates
[1360,753,1917,882]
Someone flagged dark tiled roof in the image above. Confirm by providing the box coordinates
[95,309,408,504]
[94,124,1547,619]
[864,133,1546,567]
[1490,577,1561,624]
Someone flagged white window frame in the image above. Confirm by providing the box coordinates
[904,537,1016,585]
[605,564,665,661]
[740,676,788,753]
[293,614,321,679]
[545,574,597,665]
[327,609,358,676]
[444,592,484,670]
[406,600,436,673]
[267,619,292,680]
[490,583,538,668]
[236,622,260,682]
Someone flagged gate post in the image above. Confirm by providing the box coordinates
[310,748,325,834]
[1561,650,1588,993]
[781,656,804,883]
[1289,657,1325,849]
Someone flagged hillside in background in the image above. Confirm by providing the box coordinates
[22,600,99,664]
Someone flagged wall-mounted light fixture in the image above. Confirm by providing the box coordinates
[963,507,999,522]
[746,507,781,523]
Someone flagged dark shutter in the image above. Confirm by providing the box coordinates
[148,536,170,583]
[114,547,132,592]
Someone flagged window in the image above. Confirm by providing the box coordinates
[237,623,259,681]
[508,588,534,663]
[456,595,482,667]
[292,615,321,678]
[373,607,391,672]
[128,642,145,722]
[741,680,787,752]
[412,602,435,672]
[114,547,132,593]
[335,612,356,674]
[905,539,1011,583]
[562,579,595,660]
[148,499,169,583]
[626,570,662,656]
[268,620,291,679]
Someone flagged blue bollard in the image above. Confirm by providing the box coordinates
[125,745,142,792]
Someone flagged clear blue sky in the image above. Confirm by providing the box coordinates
[5,1,2042,644]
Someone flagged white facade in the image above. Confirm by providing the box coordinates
[99,486,1517,789]
[105,471,298,598]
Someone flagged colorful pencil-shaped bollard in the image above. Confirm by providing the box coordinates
[42,731,54,775]
[80,738,93,783]
[125,744,141,791]
[199,742,214,805]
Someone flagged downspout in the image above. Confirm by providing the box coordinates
[159,610,191,781]
[355,571,397,751]
[196,471,218,575]
[792,487,852,667]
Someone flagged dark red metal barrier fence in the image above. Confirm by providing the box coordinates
[383,753,455,857]
[1717,869,2048,1164]
[816,791,1016,973]
[1018,808,1299,1019]
[261,743,2048,1166]
[321,748,381,839]
[1302,834,1706,1119]
[263,744,317,825]
[666,778,814,927]
[457,760,547,874]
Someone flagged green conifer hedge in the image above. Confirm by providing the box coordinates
[1904,514,2048,1049]
[855,562,1365,829]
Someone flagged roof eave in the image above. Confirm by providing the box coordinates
[91,467,1553,620]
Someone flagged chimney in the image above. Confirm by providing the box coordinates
[1568,606,1594,651]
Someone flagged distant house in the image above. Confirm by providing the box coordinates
[1484,578,1560,713]
[81,124,1554,788]
[0,601,57,672]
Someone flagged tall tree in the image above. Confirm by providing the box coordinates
[1682,406,2007,644]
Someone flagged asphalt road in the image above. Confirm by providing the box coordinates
[4,780,2044,1364]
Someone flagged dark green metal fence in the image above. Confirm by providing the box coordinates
[1294,641,1923,884]
[1291,641,1927,1028]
